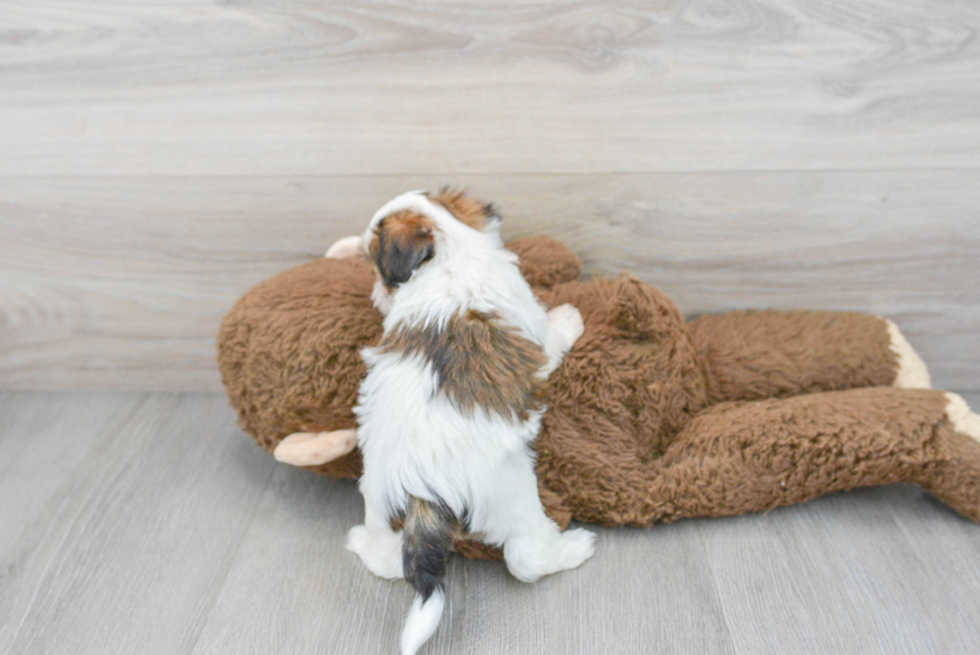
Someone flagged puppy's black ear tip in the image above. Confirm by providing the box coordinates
[482,202,501,222]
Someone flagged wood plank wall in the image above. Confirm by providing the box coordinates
[1,1,978,391]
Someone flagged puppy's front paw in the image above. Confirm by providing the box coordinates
[346,525,405,580]
[548,304,584,351]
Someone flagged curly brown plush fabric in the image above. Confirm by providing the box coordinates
[217,256,377,479]
[217,235,980,560]
[688,310,898,403]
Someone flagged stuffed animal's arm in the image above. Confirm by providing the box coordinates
[324,234,583,281]
[686,310,931,404]
[325,236,363,259]
[324,234,582,291]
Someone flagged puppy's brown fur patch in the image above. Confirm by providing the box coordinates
[370,211,436,289]
[382,310,546,421]
[430,187,497,232]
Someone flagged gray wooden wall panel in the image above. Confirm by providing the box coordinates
[1,1,979,175]
[2,173,977,391]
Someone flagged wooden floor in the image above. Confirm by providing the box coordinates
[2,390,979,655]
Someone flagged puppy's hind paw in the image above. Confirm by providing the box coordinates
[548,304,585,351]
[554,527,596,572]
[346,525,405,580]
[504,526,596,583]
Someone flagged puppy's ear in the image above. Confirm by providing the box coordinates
[431,186,500,232]
[372,212,436,288]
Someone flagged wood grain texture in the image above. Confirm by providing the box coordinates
[701,488,980,654]
[3,391,980,655]
[0,1,979,175]
[1,173,977,391]
[0,392,277,655]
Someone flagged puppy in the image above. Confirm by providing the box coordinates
[346,189,596,654]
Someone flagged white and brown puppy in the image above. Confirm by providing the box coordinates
[346,190,595,655]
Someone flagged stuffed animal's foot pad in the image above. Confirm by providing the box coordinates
[505,527,596,583]
[885,319,932,389]
[274,429,357,466]
[548,304,585,351]
[325,235,363,259]
[346,525,405,580]
[945,393,980,443]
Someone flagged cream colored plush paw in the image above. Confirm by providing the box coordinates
[884,319,932,389]
[325,235,363,259]
[273,429,357,466]
[945,393,980,442]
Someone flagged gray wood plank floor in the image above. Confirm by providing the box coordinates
[2,391,979,655]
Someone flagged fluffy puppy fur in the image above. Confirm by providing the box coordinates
[346,189,596,655]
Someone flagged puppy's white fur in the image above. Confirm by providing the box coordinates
[346,191,594,655]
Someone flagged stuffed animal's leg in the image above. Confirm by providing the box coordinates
[483,449,595,583]
[920,393,980,521]
[540,304,584,377]
[346,495,405,580]
[686,310,930,404]
[642,388,980,524]
[273,429,357,466]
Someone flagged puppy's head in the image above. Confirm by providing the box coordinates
[363,188,500,293]
[369,210,436,289]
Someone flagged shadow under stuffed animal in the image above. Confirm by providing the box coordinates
[217,195,980,560]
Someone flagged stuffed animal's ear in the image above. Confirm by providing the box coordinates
[370,212,435,288]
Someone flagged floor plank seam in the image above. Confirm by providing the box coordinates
[694,522,739,655]
[184,458,279,655]
[2,393,152,653]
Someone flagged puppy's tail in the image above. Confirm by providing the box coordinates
[400,495,455,655]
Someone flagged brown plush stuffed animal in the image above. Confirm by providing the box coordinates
[217,232,980,560]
